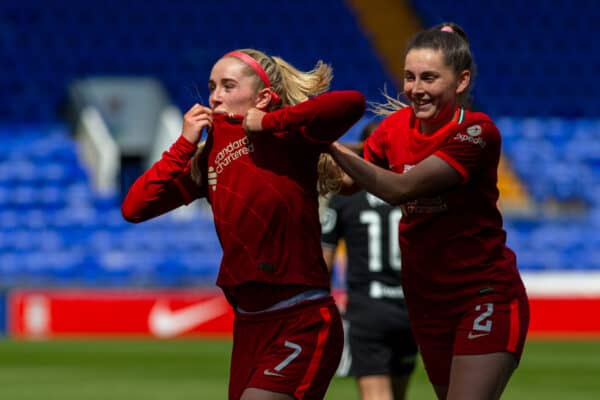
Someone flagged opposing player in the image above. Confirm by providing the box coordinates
[327,23,529,400]
[122,48,366,399]
[320,121,417,400]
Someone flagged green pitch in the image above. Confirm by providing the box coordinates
[0,338,598,399]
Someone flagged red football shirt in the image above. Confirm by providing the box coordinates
[363,107,526,310]
[122,91,366,306]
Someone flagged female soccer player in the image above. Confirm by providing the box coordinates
[122,48,366,400]
[327,24,529,400]
[321,122,417,400]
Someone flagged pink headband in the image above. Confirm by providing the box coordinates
[224,51,281,104]
[440,26,454,33]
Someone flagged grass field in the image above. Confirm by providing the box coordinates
[0,338,599,399]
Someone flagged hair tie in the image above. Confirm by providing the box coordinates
[440,25,454,33]
[224,51,281,104]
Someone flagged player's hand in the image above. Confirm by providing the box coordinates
[242,108,266,134]
[182,104,213,144]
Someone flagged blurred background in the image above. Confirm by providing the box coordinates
[0,0,599,399]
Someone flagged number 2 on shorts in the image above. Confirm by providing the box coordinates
[472,303,494,333]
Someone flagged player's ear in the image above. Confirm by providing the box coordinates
[255,88,272,110]
[456,69,470,95]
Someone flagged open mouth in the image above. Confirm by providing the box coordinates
[413,98,431,107]
[213,106,229,114]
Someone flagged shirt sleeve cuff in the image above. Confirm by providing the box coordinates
[175,135,200,156]
[260,113,279,132]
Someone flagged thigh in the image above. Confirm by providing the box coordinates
[233,297,344,400]
[240,388,295,400]
[447,352,516,400]
[356,375,394,400]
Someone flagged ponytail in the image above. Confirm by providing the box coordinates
[229,49,333,108]
[272,57,333,105]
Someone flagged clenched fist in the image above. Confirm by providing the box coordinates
[182,104,213,144]
[242,108,266,134]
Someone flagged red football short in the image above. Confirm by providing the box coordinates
[229,296,344,400]
[411,294,529,386]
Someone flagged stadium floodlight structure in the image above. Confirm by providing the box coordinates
[75,106,120,195]
[66,77,183,197]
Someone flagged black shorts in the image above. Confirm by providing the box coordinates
[336,294,418,378]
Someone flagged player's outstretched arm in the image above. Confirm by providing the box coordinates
[260,90,366,144]
[329,142,461,205]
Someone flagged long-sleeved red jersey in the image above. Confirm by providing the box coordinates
[122,90,365,308]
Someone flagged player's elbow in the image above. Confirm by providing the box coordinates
[121,200,146,223]
[381,185,413,206]
[347,91,367,120]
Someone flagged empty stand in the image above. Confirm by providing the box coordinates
[0,125,222,288]
[409,0,600,117]
[0,0,394,124]
[0,1,598,287]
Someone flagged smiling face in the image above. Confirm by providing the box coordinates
[403,48,470,134]
[208,57,260,115]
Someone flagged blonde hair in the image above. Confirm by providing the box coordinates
[235,48,333,108]
[191,48,335,186]
[369,85,408,117]
[316,90,406,196]
[317,153,343,196]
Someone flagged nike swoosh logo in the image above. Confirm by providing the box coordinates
[148,296,229,338]
[467,331,490,339]
[264,369,285,377]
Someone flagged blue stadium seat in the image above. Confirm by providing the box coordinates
[0,0,394,124]
[1,1,599,283]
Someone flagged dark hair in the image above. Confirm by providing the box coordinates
[405,22,477,108]
[430,22,469,44]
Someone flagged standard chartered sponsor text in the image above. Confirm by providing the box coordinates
[214,137,255,174]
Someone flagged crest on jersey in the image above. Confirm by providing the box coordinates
[467,124,482,137]
[320,207,337,234]
[208,166,217,191]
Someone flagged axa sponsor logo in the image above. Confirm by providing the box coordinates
[454,124,486,148]
[148,296,230,338]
